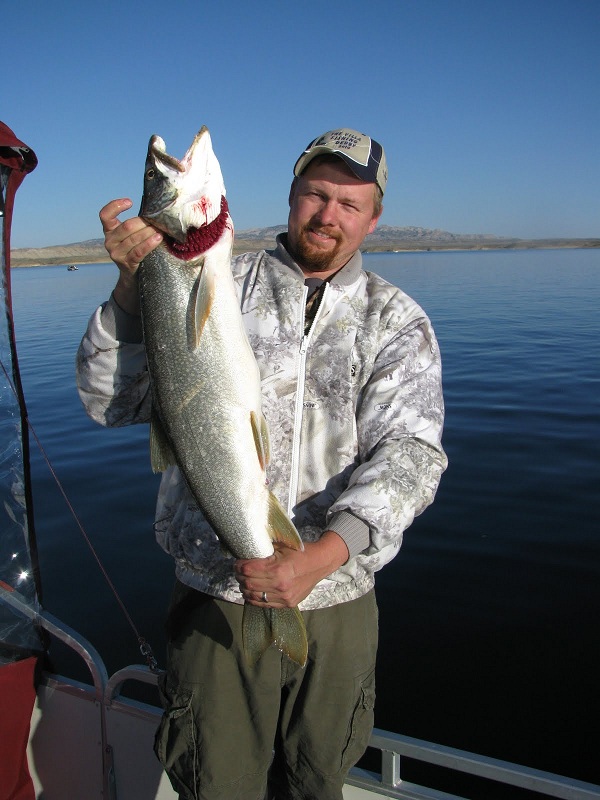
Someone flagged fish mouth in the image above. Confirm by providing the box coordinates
[149,126,210,174]
[141,126,225,242]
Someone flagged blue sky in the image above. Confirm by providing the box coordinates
[5,0,599,248]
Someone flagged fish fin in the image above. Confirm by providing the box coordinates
[242,604,271,666]
[267,491,304,551]
[250,410,271,471]
[242,605,308,668]
[150,410,176,472]
[271,607,308,667]
[190,267,215,349]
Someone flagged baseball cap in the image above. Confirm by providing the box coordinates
[293,128,387,195]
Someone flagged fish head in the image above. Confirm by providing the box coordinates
[140,126,226,243]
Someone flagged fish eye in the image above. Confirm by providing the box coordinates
[146,168,155,179]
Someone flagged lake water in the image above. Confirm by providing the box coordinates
[8,248,600,796]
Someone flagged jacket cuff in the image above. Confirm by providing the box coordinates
[327,511,370,560]
[101,293,143,343]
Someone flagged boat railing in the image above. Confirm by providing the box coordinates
[105,661,600,800]
[348,729,600,799]
[4,587,600,800]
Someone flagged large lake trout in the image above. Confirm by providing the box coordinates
[138,127,307,667]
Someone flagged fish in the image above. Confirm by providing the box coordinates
[137,127,308,667]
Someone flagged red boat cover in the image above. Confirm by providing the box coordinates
[0,121,37,269]
[0,656,37,800]
[0,122,39,800]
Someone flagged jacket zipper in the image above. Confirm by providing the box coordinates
[287,284,329,516]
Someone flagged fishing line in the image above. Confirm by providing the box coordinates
[0,357,160,673]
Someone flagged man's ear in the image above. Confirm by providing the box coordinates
[368,205,383,235]
[288,177,299,207]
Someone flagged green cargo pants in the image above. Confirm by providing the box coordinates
[154,582,378,800]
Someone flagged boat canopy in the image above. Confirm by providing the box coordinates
[0,121,43,661]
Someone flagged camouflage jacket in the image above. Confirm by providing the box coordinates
[76,236,447,610]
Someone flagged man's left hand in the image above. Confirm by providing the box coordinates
[234,530,349,608]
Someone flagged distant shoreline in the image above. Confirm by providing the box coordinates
[10,237,600,268]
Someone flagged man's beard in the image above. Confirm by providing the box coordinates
[289,225,343,273]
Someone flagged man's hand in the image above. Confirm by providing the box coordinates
[234,530,349,608]
[99,198,163,315]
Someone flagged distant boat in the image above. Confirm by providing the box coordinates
[67,265,78,271]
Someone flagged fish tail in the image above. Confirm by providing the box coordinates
[242,604,308,668]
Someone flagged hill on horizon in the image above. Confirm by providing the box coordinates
[10,225,600,267]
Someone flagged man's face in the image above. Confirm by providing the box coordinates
[287,158,382,277]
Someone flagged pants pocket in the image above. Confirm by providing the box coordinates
[154,673,198,800]
[341,666,376,771]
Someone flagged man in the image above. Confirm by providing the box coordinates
[76,128,447,800]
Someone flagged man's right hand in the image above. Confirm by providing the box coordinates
[99,198,163,315]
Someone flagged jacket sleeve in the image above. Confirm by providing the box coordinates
[76,295,152,427]
[327,312,447,569]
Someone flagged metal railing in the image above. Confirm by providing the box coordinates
[5,589,600,800]
[347,728,600,800]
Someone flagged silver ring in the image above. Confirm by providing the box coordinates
[261,591,268,603]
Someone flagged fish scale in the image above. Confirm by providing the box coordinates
[139,248,270,556]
